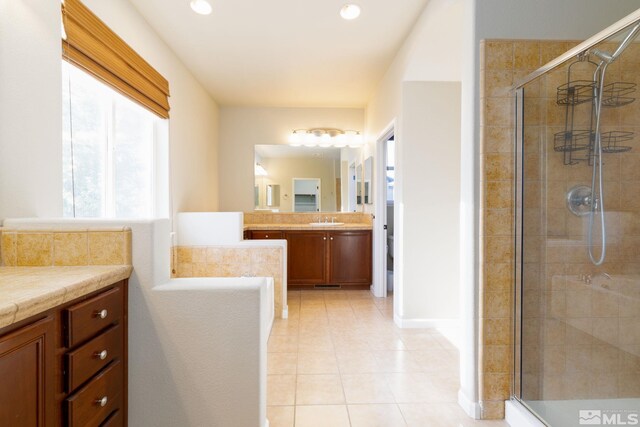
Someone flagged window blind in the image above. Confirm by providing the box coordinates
[61,0,170,118]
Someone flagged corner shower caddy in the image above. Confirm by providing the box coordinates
[554,55,636,165]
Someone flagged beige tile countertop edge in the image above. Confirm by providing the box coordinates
[244,223,373,231]
[0,226,132,233]
[0,265,132,330]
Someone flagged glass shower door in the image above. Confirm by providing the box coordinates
[515,23,640,427]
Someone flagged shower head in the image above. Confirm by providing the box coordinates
[591,49,614,63]
[590,22,640,64]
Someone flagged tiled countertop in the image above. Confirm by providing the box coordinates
[244,223,373,231]
[0,265,132,330]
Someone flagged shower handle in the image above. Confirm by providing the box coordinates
[567,185,593,216]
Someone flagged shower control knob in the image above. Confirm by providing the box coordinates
[566,185,593,216]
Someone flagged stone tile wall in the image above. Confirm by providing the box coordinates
[0,228,132,266]
[172,245,286,318]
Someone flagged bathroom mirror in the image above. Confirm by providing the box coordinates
[254,145,362,212]
[364,156,373,204]
[356,163,363,205]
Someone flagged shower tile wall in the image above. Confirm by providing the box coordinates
[481,39,640,419]
[480,39,540,419]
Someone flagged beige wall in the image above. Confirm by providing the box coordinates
[0,0,219,221]
[218,106,365,212]
[258,157,339,212]
[0,0,62,218]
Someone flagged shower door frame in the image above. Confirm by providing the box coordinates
[513,87,524,403]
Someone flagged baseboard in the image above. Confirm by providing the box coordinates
[394,314,460,348]
[458,389,482,419]
[505,400,546,427]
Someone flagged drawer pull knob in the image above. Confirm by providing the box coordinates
[323,237,327,240]
[95,309,108,319]
[95,350,108,360]
[96,396,108,407]
[330,237,334,240]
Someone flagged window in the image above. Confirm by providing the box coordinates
[62,62,166,218]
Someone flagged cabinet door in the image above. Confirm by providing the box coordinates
[328,231,372,285]
[251,230,284,240]
[286,231,327,284]
[0,316,55,427]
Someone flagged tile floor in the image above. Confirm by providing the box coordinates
[267,289,510,427]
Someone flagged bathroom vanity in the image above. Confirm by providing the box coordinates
[0,267,131,427]
[246,216,372,289]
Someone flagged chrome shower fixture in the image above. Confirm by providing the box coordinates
[567,185,593,216]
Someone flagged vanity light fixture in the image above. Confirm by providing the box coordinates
[190,0,212,15]
[289,128,362,148]
[340,4,361,20]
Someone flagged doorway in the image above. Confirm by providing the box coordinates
[384,136,395,294]
[373,124,396,298]
[292,178,320,212]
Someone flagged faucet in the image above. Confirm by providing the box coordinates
[331,217,336,224]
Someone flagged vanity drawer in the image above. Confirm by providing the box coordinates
[100,409,123,427]
[251,230,284,239]
[66,360,123,427]
[66,324,123,392]
[66,285,123,347]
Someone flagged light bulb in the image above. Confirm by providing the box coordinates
[190,0,212,15]
[340,4,361,20]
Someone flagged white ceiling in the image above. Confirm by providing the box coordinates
[128,0,429,107]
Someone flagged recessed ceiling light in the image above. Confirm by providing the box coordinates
[190,0,212,15]
[340,4,361,20]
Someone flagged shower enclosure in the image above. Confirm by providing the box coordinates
[514,12,640,427]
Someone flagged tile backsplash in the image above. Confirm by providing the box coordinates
[0,228,132,267]
[244,211,372,225]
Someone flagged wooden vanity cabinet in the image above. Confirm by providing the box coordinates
[287,231,328,284]
[328,230,372,285]
[0,316,55,427]
[247,229,372,288]
[0,279,128,427]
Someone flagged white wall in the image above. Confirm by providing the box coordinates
[400,82,461,321]
[82,0,220,221]
[0,0,219,222]
[0,0,62,218]
[218,107,364,212]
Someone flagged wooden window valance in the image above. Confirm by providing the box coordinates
[61,0,170,118]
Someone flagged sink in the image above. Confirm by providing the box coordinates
[308,222,345,226]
